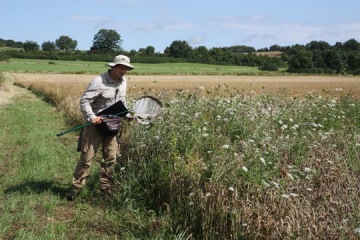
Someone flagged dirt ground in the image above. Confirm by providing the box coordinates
[0,73,32,106]
[5,72,360,98]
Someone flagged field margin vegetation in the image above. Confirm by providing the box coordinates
[1,69,359,238]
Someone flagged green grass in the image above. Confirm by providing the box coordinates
[2,82,360,238]
[0,59,109,74]
[0,58,287,75]
[133,62,262,74]
[0,85,190,239]
[0,91,125,239]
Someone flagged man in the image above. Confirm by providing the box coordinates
[67,55,134,201]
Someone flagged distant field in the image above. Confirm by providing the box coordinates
[254,51,282,58]
[3,58,360,97]
[0,58,287,75]
[9,72,360,98]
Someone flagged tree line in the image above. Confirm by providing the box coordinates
[1,29,360,75]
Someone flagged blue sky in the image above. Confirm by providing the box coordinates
[1,0,360,52]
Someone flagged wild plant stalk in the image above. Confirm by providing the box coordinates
[11,79,360,239]
[117,86,360,239]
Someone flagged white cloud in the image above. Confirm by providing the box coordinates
[250,15,272,21]
[68,15,104,21]
[187,35,208,45]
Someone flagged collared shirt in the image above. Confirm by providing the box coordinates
[80,71,128,122]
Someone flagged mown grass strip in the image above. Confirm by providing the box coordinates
[0,89,122,239]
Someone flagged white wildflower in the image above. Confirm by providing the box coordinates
[292,124,299,130]
[242,166,248,172]
[304,167,311,172]
[262,181,270,187]
[260,157,266,165]
[222,145,230,149]
[229,187,234,192]
[279,120,283,124]
[260,109,269,115]
[272,181,280,189]
[281,124,288,130]
[120,167,125,171]
[289,118,293,122]
[189,201,194,205]
[287,172,294,180]
[206,193,211,197]
[202,133,209,137]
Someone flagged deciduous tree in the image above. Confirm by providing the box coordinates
[42,41,56,52]
[288,50,313,70]
[23,40,39,52]
[146,46,155,56]
[91,29,122,52]
[168,40,192,58]
[55,35,77,51]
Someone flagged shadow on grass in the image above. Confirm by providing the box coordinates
[4,180,70,198]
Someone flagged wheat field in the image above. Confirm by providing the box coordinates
[10,73,360,98]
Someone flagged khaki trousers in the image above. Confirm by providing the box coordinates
[71,124,119,192]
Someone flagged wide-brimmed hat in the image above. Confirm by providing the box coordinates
[108,55,134,70]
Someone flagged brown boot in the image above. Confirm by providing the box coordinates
[66,190,77,201]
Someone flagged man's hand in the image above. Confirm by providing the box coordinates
[91,116,104,125]
[126,114,134,121]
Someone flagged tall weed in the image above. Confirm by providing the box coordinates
[11,79,360,239]
[116,87,360,238]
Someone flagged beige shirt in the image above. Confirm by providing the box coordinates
[80,71,128,122]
